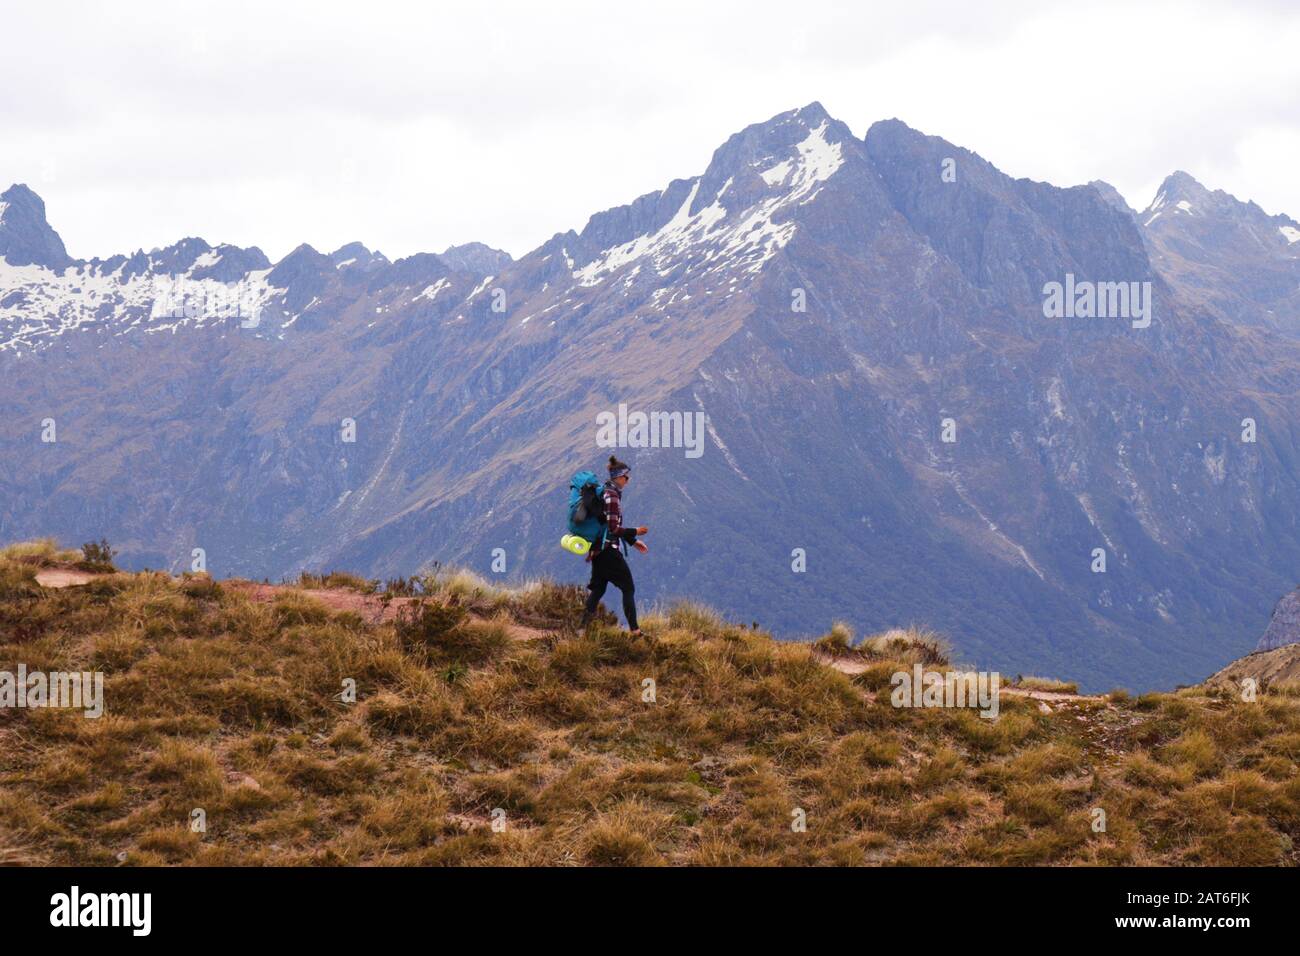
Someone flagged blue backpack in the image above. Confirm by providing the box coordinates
[567,469,606,543]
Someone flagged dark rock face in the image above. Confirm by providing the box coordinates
[267,244,336,312]
[331,242,389,272]
[0,184,73,270]
[1089,180,1136,220]
[1257,588,1300,651]
[2,104,1300,693]
[192,244,272,282]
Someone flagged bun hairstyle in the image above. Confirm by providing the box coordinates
[608,455,631,478]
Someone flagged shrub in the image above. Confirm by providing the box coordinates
[78,538,118,573]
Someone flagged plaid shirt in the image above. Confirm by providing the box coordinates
[597,482,636,553]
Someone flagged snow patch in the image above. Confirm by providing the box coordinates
[416,277,451,302]
[467,275,494,300]
[759,159,793,186]
[0,256,285,354]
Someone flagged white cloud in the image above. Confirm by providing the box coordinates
[3,0,1299,261]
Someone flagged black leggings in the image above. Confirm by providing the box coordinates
[583,547,638,630]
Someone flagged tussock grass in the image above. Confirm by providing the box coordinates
[422,568,512,615]
[296,571,377,594]
[856,627,950,665]
[1,537,1297,866]
[0,562,43,601]
[665,600,725,636]
[1011,675,1080,694]
[0,538,81,565]
[813,621,856,656]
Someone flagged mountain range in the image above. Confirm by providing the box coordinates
[3,102,1299,692]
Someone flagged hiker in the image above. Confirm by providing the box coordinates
[581,455,648,634]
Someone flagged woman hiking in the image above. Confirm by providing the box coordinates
[581,455,648,634]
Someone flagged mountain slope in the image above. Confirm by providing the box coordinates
[2,548,1297,867]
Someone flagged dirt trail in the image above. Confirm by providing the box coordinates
[34,568,102,588]
[999,687,1105,704]
[222,581,553,642]
[226,581,417,623]
[30,569,551,643]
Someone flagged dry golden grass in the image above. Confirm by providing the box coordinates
[295,571,377,594]
[0,538,82,566]
[1,539,1297,866]
[1011,675,1081,694]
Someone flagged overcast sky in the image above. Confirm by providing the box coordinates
[5,1,1299,263]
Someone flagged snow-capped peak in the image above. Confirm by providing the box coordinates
[571,118,845,290]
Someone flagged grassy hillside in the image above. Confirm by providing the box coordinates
[1,538,1298,866]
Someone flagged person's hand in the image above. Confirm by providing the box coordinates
[633,541,649,554]
[635,526,649,535]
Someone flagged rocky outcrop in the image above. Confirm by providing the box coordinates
[437,242,511,276]
[0,183,73,270]
[1205,643,1300,691]
[1256,587,1300,651]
